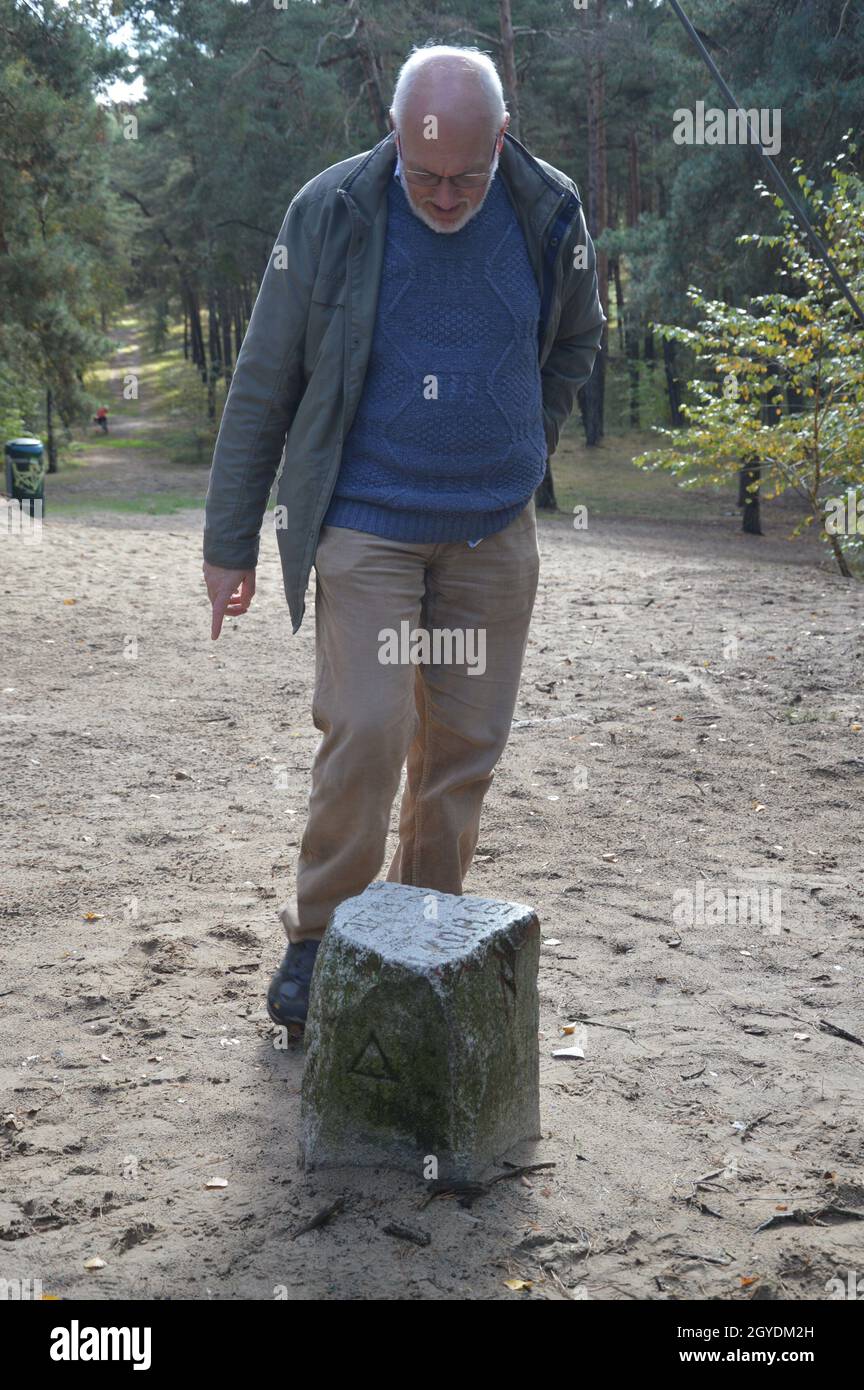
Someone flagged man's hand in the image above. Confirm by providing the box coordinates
[203,562,256,640]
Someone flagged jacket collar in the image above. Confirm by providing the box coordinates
[339,129,573,237]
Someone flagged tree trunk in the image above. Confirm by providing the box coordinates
[578,369,604,446]
[534,458,557,510]
[626,329,640,429]
[497,0,521,141]
[207,292,220,419]
[662,338,682,427]
[234,296,244,361]
[738,458,762,535]
[613,257,640,429]
[346,0,389,136]
[611,257,625,354]
[582,0,608,446]
[45,388,58,473]
[627,129,640,228]
[622,129,642,429]
[828,530,852,578]
[220,289,233,382]
[189,291,207,383]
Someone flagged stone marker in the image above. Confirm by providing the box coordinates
[299,881,541,1180]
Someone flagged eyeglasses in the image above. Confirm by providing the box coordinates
[399,134,500,190]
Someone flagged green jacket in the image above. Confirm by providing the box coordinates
[203,130,606,633]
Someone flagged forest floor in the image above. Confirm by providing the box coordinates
[2,320,863,1302]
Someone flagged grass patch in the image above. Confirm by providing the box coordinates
[548,425,736,525]
[51,493,203,516]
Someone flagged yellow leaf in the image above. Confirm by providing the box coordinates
[504,1278,533,1291]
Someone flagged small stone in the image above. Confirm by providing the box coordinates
[300,882,542,1181]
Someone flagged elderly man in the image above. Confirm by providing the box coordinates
[203,44,605,1029]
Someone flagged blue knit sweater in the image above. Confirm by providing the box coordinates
[322,164,547,542]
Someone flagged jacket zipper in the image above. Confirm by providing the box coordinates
[538,192,582,360]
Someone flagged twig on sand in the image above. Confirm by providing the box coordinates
[738,1111,772,1142]
[755,1203,864,1234]
[420,1162,557,1209]
[568,1015,637,1040]
[290,1196,345,1239]
[819,1019,864,1047]
[383,1222,431,1247]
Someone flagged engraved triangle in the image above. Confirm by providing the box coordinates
[348,1030,397,1081]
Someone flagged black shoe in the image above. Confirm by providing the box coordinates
[266,939,321,1028]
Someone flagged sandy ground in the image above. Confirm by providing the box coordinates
[2,343,863,1301]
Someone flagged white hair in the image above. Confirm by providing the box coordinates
[390,44,507,140]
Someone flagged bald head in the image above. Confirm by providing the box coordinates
[391,45,506,145]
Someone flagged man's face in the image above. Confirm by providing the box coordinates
[394,116,507,234]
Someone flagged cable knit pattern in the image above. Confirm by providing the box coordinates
[322,168,547,542]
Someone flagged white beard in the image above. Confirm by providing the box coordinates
[399,150,500,235]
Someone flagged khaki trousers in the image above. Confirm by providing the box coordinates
[280,498,540,944]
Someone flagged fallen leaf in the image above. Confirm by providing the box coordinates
[83,1257,106,1271]
[504,1278,532,1291]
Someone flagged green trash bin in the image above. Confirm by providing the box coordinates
[4,437,45,517]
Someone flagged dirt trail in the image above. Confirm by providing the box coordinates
[1,336,863,1302]
[49,325,212,507]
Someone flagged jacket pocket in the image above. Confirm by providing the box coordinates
[304,290,345,379]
